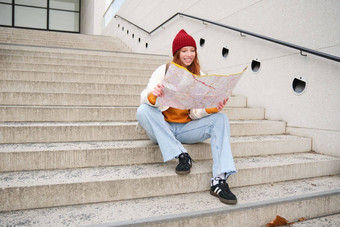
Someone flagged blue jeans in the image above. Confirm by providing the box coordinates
[136,104,237,178]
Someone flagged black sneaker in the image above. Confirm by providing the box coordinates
[210,179,237,204]
[175,153,192,175]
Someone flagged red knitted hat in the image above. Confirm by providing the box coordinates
[172,29,197,56]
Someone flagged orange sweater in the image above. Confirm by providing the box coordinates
[148,94,218,123]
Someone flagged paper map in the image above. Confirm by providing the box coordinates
[158,62,247,109]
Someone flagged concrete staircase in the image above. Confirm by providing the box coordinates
[0,27,339,226]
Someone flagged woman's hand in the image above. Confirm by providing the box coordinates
[217,98,229,111]
[152,83,165,97]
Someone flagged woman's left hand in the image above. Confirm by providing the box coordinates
[217,98,229,111]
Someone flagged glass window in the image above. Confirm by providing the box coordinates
[0,3,12,26]
[49,10,79,32]
[15,0,47,8]
[105,0,113,9]
[1,0,80,32]
[50,0,79,11]
[104,0,125,27]
[15,5,47,29]
[104,4,114,27]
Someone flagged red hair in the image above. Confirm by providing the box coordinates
[173,49,201,75]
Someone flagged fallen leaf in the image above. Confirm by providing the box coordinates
[267,215,289,227]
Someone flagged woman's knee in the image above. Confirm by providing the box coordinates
[137,104,149,121]
[137,104,159,121]
[137,104,146,117]
[212,113,229,124]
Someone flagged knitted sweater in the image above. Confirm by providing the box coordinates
[140,64,219,123]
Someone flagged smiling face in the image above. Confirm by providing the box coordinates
[179,46,196,67]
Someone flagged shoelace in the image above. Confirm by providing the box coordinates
[218,179,231,193]
[179,153,193,165]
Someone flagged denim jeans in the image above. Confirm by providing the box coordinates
[136,104,237,178]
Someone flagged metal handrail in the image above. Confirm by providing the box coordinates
[115,13,340,62]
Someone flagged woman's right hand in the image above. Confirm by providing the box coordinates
[152,83,165,97]
[217,98,229,111]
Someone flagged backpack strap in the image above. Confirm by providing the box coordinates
[165,62,170,75]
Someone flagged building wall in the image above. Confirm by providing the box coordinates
[81,0,105,35]
[101,0,340,157]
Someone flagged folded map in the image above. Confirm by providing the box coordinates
[158,62,247,109]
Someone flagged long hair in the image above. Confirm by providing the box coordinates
[173,49,201,75]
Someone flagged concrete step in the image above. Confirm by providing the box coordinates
[0,92,246,106]
[1,176,337,226]
[0,106,264,122]
[290,213,340,227]
[0,92,141,106]
[0,39,129,52]
[0,34,122,44]
[0,45,170,64]
[0,27,130,51]
[0,135,311,172]
[0,31,123,43]
[0,153,339,212]
[0,62,156,74]
[0,30,121,43]
[0,55,165,69]
[0,120,285,144]
[0,70,151,84]
[0,80,146,94]
[0,27,116,40]
[0,41,129,53]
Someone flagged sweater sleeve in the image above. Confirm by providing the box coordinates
[189,107,219,120]
[147,94,157,105]
[140,64,166,107]
[205,108,219,114]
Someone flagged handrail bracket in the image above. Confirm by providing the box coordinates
[300,50,307,57]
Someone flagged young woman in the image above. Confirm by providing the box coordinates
[136,29,237,205]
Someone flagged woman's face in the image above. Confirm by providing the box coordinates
[179,46,196,67]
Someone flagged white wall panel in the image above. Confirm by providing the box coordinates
[100,0,340,157]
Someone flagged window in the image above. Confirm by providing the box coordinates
[0,3,12,26]
[50,0,79,11]
[15,5,47,29]
[0,0,80,33]
[104,0,125,27]
[49,9,79,32]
